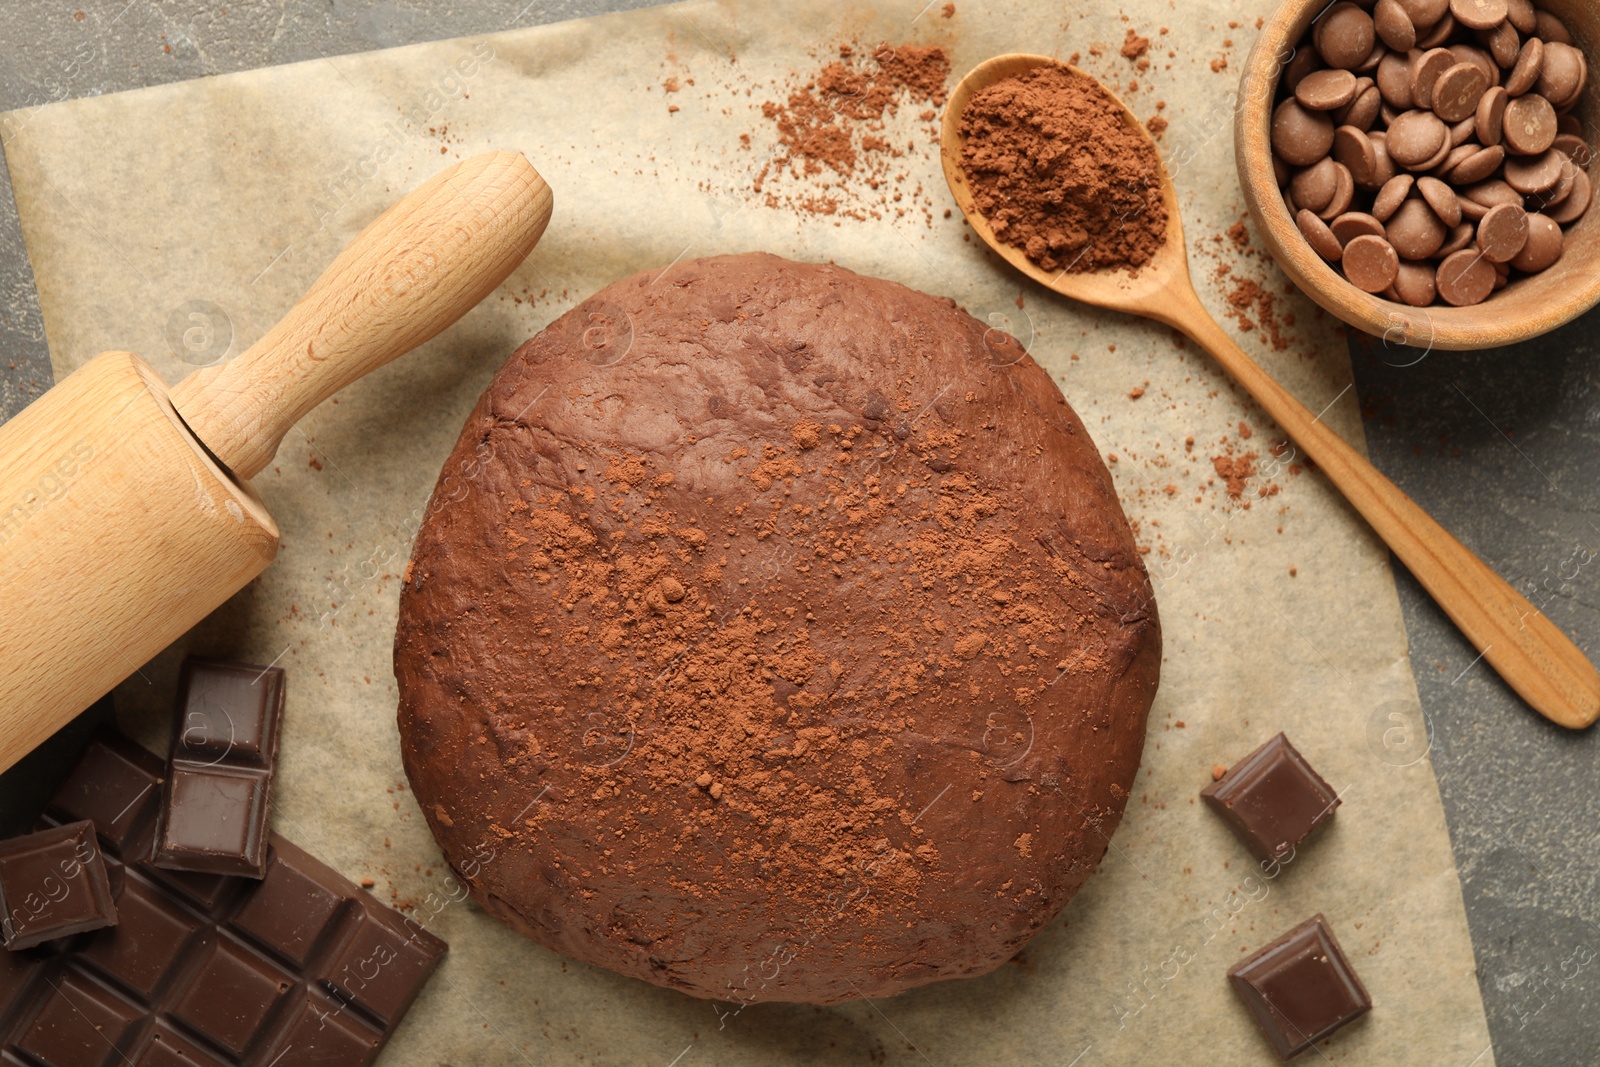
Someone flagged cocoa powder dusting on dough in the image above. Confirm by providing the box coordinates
[958,65,1168,273]
[395,254,1160,1005]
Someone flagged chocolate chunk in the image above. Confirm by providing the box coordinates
[0,821,117,950]
[153,658,284,879]
[1229,914,1372,1060]
[0,732,446,1064]
[1201,733,1340,861]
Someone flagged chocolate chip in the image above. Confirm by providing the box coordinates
[1504,148,1565,194]
[1463,178,1524,207]
[1393,259,1440,304]
[1387,197,1450,257]
[1273,99,1338,166]
[1298,209,1347,261]
[1552,133,1594,169]
[1446,143,1506,184]
[1432,144,1480,179]
[1335,125,1380,185]
[1317,3,1379,70]
[1291,157,1342,214]
[1537,42,1585,108]
[1431,62,1490,122]
[1505,0,1537,35]
[1509,212,1564,271]
[1417,176,1465,225]
[1540,157,1579,207]
[1332,211,1388,244]
[1418,11,1459,49]
[1547,167,1591,224]
[1481,19,1522,69]
[1376,52,1418,109]
[1344,234,1403,291]
[1399,0,1451,27]
[1505,36,1545,95]
[1413,132,1458,173]
[1503,93,1557,154]
[1375,0,1419,51]
[1373,173,1416,220]
[1296,68,1361,110]
[1411,47,1459,108]
[1437,247,1498,304]
[1449,0,1508,32]
[1436,220,1478,257]
[1387,109,1449,165]
[1339,85,1386,131]
[1366,130,1400,187]
[1476,202,1530,261]
[1475,85,1509,144]
[1318,162,1358,220]
[1449,43,1500,84]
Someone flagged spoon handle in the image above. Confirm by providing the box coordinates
[1160,286,1599,730]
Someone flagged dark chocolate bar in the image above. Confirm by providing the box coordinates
[154,658,285,878]
[1227,913,1371,1060]
[0,820,117,951]
[1201,732,1340,862]
[0,732,445,1065]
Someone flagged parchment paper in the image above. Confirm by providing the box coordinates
[3,1,1494,1062]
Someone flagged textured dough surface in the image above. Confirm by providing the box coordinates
[394,253,1160,1003]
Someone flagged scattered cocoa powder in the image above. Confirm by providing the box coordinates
[957,65,1168,274]
[1211,452,1259,501]
[750,43,950,222]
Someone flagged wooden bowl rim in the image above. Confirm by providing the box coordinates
[1235,0,1600,352]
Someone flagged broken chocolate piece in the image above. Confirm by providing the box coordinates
[1228,913,1372,1060]
[1201,732,1340,861]
[153,658,285,878]
[0,820,117,950]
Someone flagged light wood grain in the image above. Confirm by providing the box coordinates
[942,55,1600,729]
[171,150,553,480]
[0,151,553,769]
[1236,0,1600,350]
[0,352,278,768]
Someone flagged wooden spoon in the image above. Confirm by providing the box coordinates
[941,54,1600,730]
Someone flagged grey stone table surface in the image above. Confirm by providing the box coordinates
[0,3,1595,1064]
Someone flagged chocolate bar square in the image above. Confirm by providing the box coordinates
[153,658,284,879]
[1228,913,1371,1060]
[0,820,117,950]
[1202,733,1340,861]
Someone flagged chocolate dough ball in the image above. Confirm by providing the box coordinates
[395,253,1160,1004]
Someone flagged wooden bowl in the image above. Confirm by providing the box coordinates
[1236,0,1600,351]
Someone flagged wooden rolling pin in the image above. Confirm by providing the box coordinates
[0,151,552,771]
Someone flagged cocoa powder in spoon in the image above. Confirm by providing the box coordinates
[958,65,1169,273]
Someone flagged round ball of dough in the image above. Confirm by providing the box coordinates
[394,253,1160,1004]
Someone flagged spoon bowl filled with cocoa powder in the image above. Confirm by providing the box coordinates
[941,54,1600,731]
